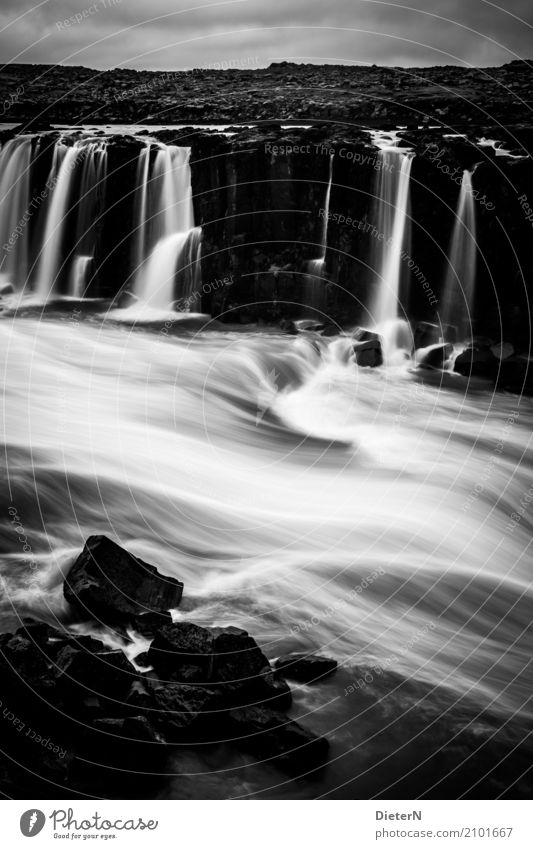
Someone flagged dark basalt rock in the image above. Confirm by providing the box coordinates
[353,338,383,368]
[54,644,138,707]
[132,610,173,637]
[454,345,498,380]
[227,705,329,772]
[64,535,184,624]
[147,622,270,686]
[274,652,338,683]
[0,550,334,795]
[414,322,442,349]
[149,683,220,742]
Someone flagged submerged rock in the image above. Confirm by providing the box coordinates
[274,652,338,683]
[64,535,184,624]
[227,706,329,772]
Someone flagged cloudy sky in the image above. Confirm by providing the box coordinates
[0,0,532,70]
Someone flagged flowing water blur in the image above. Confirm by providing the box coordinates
[1,313,532,797]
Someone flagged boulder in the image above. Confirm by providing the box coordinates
[0,281,15,297]
[147,622,270,686]
[149,683,220,742]
[132,610,173,637]
[64,535,184,624]
[416,342,453,370]
[454,346,498,380]
[227,706,329,772]
[414,321,441,349]
[273,652,338,683]
[54,644,138,708]
[491,342,514,361]
[352,327,380,343]
[353,337,383,367]
[494,356,533,395]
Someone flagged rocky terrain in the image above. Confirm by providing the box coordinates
[1,534,530,799]
[0,60,532,131]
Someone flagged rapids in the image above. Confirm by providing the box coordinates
[0,312,531,797]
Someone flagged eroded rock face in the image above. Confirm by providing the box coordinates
[64,535,184,624]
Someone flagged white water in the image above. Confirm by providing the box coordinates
[440,170,477,339]
[133,145,201,310]
[305,154,334,316]
[370,150,413,329]
[0,315,531,797]
[35,144,79,299]
[69,140,107,296]
[0,136,32,291]
[68,255,93,298]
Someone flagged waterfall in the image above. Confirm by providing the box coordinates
[68,140,107,296]
[133,144,202,311]
[0,136,33,292]
[35,143,78,298]
[305,153,333,315]
[68,255,93,299]
[370,149,413,327]
[439,170,477,340]
[35,139,107,300]
[133,143,151,277]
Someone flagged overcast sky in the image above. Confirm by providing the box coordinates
[0,0,532,70]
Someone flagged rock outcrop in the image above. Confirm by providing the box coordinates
[0,537,333,797]
[64,535,184,624]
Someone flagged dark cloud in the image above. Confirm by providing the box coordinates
[0,0,532,69]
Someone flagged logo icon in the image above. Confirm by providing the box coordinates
[20,810,46,837]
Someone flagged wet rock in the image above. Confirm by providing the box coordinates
[64,535,184,624]
[491,341,515,360]
[132,610,173,637]
[352,327,380,343]
[92,715,164,744]
[416,342,453,369]
[414,321,441,349]
[320,324,340,337]
[494,356,533,395]
[454,345,498,380]
[54,644,138,708]
[273,652,338,683]
[0,282,15,296]
[149,683,220,742]
[353,338,383,367]
[147,622,270,686]
[227,706,329,772]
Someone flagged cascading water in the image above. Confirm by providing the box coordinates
[305,153,333,316]
[132,142,151,277]
[439,169,477,340]
[35,138,108,300]
[68,255,93,299]
[68,140,107,297]
[133,144,202,311]
[369,140,414,363]
[0,136,33,292]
